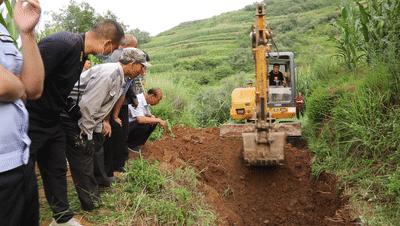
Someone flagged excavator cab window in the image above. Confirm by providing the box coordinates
[268,61,293,106]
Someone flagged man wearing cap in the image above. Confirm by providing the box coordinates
[61,47,149,211]
[102,34,140,177]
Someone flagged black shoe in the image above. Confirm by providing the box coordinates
[115,167,125,173]
[96,176,116,187]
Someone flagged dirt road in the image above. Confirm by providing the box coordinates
[141,126,353,226]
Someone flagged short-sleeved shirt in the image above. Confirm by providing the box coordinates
[26,32,87,122]
[269,71,284,86]
[128,93,151,122]
[0,24,30,172]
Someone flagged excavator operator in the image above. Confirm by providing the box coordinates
[269,63,284,86]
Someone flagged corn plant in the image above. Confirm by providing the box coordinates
[0,0,18,45]
[358,0,400,61]
[334,1,364,70]
[335,0,400,69]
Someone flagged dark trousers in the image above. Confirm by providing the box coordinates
[104,105,129,176]
[29,118,73,223]
[63,117,103,211]
[0,161,39,226]
[296,107,304,119]
[127,121,157,149]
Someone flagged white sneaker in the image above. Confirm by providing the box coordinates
[128,146,142,154]
[49,217,83,226]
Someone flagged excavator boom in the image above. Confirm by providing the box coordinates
[241,3,287,165]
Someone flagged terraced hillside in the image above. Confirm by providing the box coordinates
[141,0,340,128]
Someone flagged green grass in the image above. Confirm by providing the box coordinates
[88,158,217,225]
[303,62,400,225]
[40,158,217,225]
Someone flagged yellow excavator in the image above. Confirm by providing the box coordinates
[220,3,301,166]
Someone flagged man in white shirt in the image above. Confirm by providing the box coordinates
[127,88,165,152]
[62,47,150,211]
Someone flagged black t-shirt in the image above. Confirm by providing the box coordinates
[26,32,87,121]
[269,70,284,86]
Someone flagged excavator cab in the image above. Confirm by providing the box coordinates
[267,52,297,120]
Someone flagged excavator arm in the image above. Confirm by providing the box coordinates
[242,3,286,166]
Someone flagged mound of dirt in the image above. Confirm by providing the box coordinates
[138,126,353,226]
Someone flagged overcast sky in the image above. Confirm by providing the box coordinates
[37,0,257,36]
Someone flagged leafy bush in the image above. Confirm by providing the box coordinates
[229,48,253,72]
[192,73,249,127]
[125,158,165,193]
[213,64,235,80]
[127,28,151,45]
[146,75,197,127]
[305,86,336,125]
[277,14,298,32]
[173,58,221,71]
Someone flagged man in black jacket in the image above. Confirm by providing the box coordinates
[269,64,284,86]
[26,20,124,226]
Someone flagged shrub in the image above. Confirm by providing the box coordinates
[305,86,336,125]
[213,64,235,80]
[124,158,165,193]
[192,73,249,127]
[229,48,253,72]
[174,58,221,71]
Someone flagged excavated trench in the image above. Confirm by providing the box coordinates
[141,126,354,226]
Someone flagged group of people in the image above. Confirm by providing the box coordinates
[0,1,165,225]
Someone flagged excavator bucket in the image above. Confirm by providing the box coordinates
[242,131,286,166]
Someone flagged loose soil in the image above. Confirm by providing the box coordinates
[138,126,355,226]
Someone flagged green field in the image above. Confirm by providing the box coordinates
[141,0,340,127]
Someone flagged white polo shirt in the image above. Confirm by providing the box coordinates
[128,93,151,122]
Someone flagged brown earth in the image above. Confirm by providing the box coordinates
[138,126,356,226]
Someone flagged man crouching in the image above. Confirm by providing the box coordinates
[127,88,166,152]
[62,48,150,211]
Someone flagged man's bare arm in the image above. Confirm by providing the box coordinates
[15,0,44,100]
[0,65,25,101]
[19,32,44,99]
[136,116,166,127]
[112,94,126,126]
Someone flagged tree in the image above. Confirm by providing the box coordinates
[95,10,128,31]
[127,28,151,45]
[50,0,97,33]
[37,1,152,45]
[43,0,128,34]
